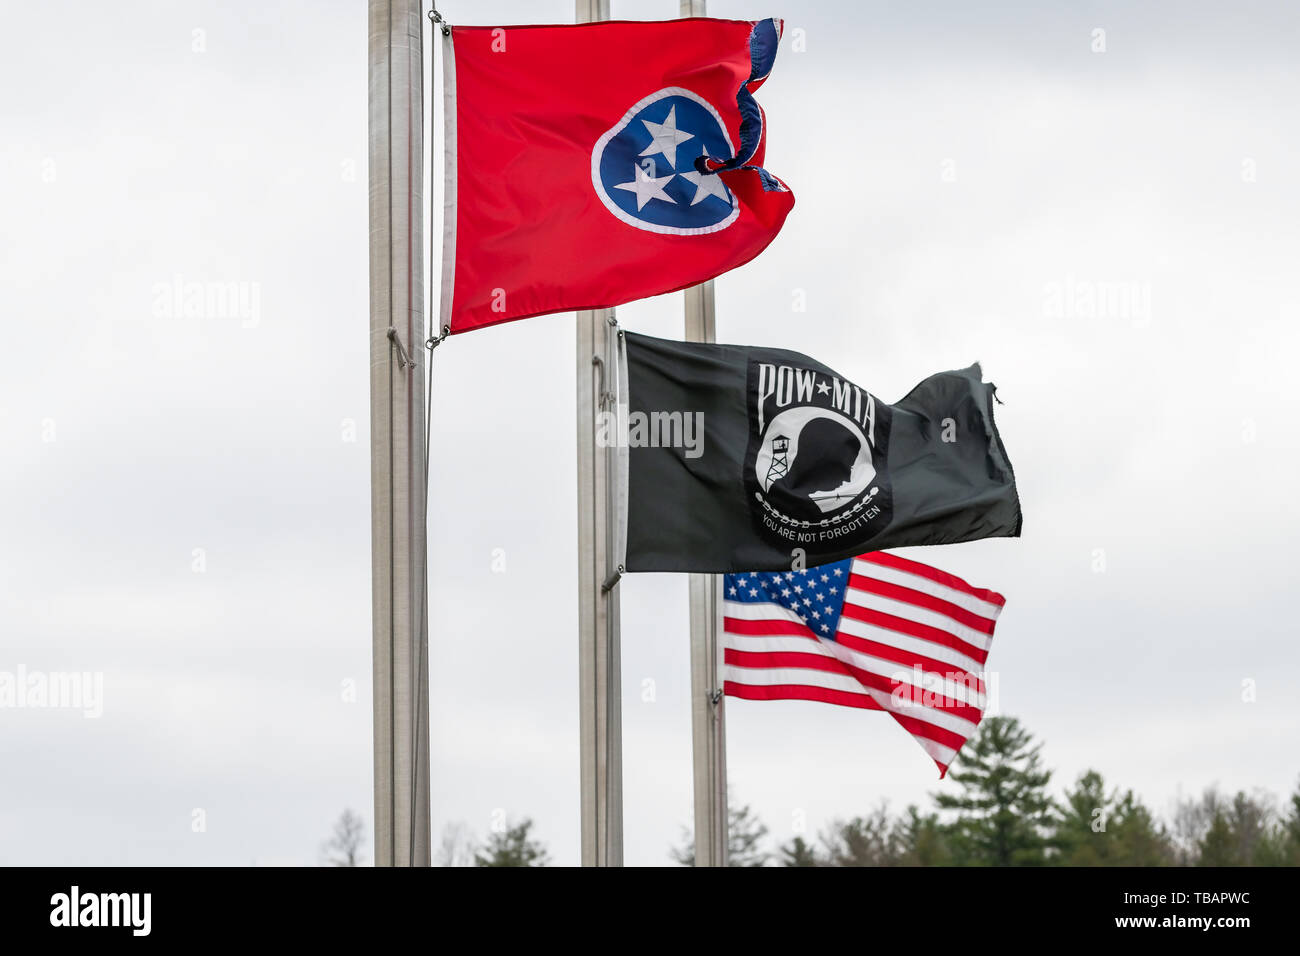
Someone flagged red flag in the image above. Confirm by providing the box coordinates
[440,17,794,334]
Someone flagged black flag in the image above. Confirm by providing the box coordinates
[618,331,1021,573]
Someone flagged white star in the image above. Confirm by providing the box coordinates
[749,588,759,597]
[780,588,791,598]
[833,568,843,577]
[820,623,830,633]
[793,584,803,594]
[639,105,695,168]
[737,577,748,587]
[678,168,730,206]
[728,586,737,596]
[816,380,831,395]
[820,574,829,583]
[811,610,820,619]
[678,149,731,206]
[829,587,838,595]
[614,163,676,210]
[803,598,812,607]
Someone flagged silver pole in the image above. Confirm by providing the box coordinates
[680,0,728,870]
[576,0,623,871]
[368,0,431,868]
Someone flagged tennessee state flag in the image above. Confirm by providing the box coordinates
[440,17,794,334]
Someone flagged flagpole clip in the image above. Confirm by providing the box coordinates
[601,565,625,593]
[426,324,450,352]
[710,689,723,706]
[429,6,450,37]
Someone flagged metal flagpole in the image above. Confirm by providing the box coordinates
[681,0,728,871]
[575,0,624,871]
[368,0,431,867]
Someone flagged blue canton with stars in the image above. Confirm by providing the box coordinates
[595,93,736,230]
[724,559,854,639]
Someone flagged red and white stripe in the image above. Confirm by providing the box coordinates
[723,552,1006,777]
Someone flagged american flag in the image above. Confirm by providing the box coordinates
[723,551,1006,777]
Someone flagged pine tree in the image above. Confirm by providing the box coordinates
[1054,770,1111,866]
[1258,779,1300,865]
[670,799,770,866]
[933,715,1054,865]
[777,836,821,867]
[894,805,952,866]
[1182,788,1280,865]
[1054,771,1172,866]
[1225,790,1273,864]
[1283,779,1300,865]
[1251,820,1292,867]
[1108,791,1175,866]
[1197,811,1237,866]
[1288,780,1300,849]
[474,818,550,867]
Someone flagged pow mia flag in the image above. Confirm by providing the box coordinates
[619,332,1022,573]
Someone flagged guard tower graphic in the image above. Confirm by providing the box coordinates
[766,435,790,485]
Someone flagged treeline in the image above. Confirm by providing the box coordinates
[673,716,1300,866]
[436,818,551,867]
[323,812,551,866]
[331,714,1299,866]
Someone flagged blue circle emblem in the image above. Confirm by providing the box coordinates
[591,87,738,235]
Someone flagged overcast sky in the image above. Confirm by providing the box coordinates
[2,0,1298,866]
